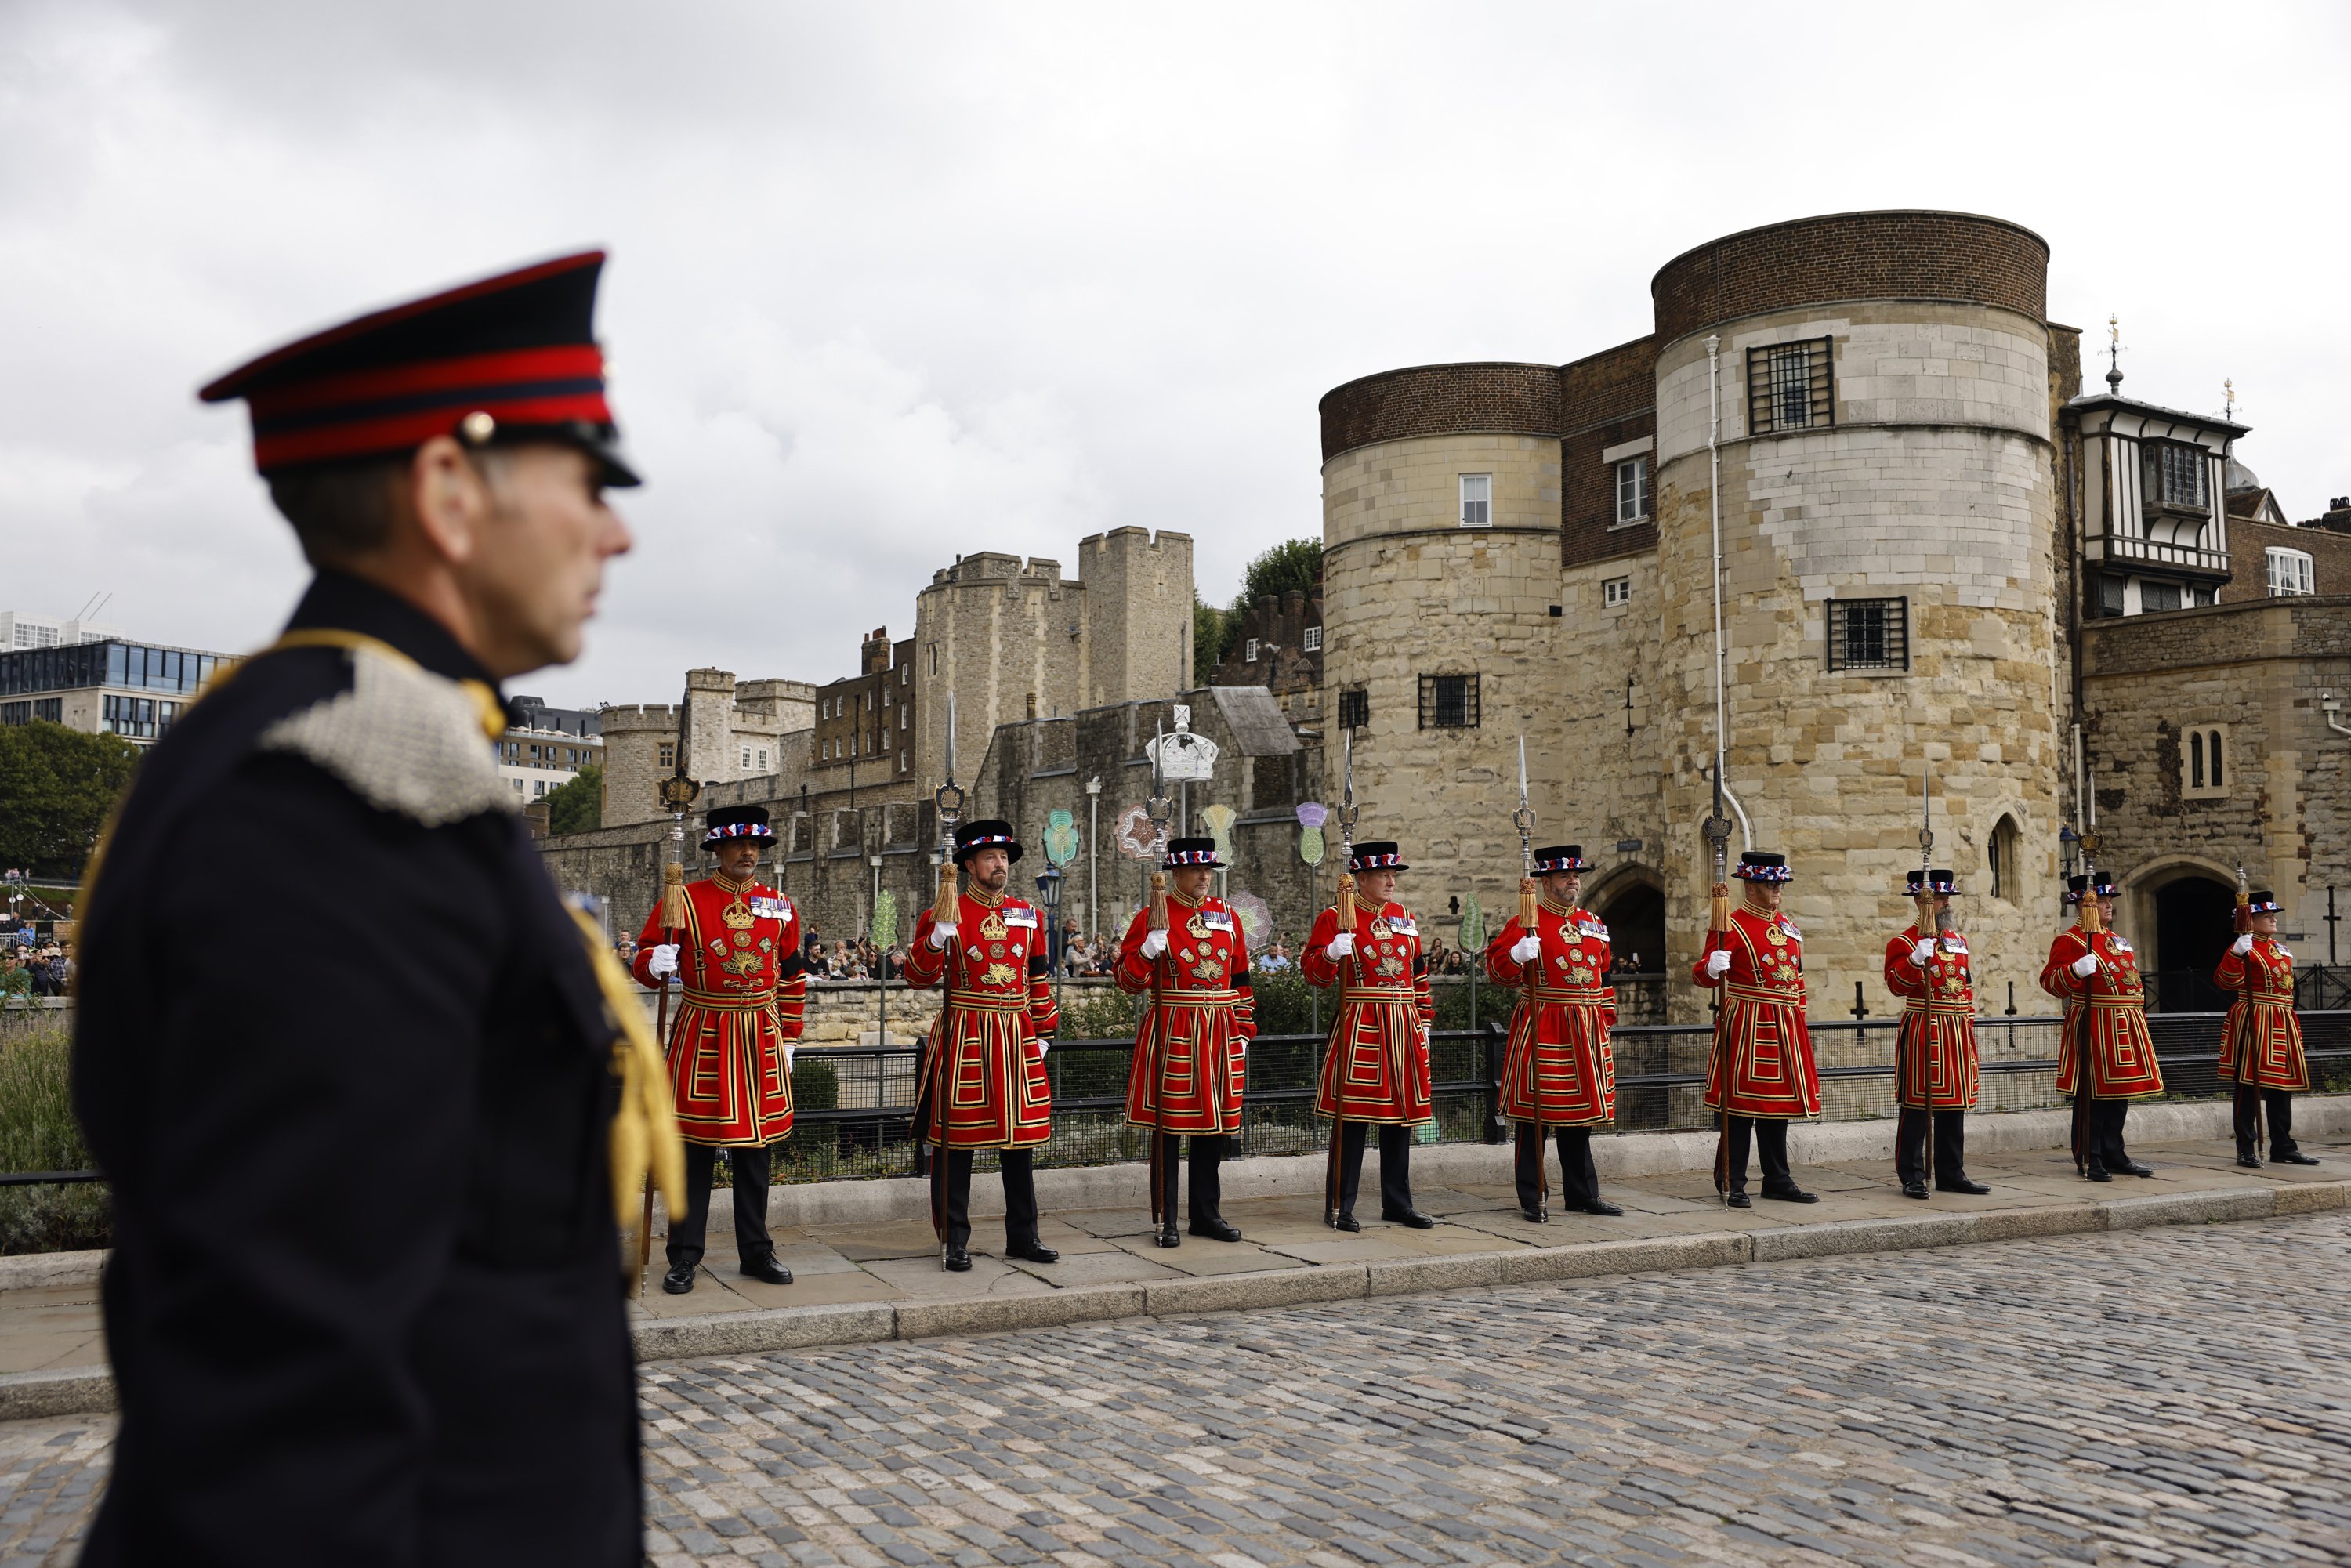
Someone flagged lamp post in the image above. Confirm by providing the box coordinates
[1034,864,1066,1019]
[1085,775,1101,946]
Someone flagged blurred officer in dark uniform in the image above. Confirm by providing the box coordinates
[71,252,680,1567]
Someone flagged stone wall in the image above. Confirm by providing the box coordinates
[969,690,1328,953]
[2081,595,2351,966]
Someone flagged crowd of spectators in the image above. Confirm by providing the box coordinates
[1,932,70,999]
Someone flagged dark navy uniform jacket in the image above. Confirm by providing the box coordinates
[72,572,638,1567]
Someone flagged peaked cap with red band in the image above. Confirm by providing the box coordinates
[199,250,639,487]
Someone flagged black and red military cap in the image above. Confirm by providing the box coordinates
[198,250,639,487]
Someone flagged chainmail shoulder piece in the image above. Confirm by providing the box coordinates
[258,643,513,826]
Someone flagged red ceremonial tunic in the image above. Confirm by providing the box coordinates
[1883,923,1980,1110]
[2039,925,2165,1100]
[1483,896,1617,1128]
[1115,894,1256,1135]
[1693,904,1820,1119]
[1303,900,1434,1125]
[632,875,804,1147]
[2215,937,2309,1092]
[903,886,1058,1150]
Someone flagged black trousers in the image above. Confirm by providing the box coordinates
[1896,1107,1969,1188]
[668,1140,774,1272]
[1151,1132,1228,1231]
[2070,1094,2134,1174]
[933,1146,1042,1255]
[1328,1121,1413,1218]
[1514,1124,1599,1213]
[2234,1084,2301,1159]
[1720,1116,1793,1194]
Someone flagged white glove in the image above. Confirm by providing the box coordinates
[2230,933,2255,956]
[1509,934,1541,965]
[1417,1027,1430,1055]
[2071,953,2099,977]
[928,922,956,951]
[1704,949,1731,979]
[1034,1037,1052,1057]
[1140,929,1169,960]
[1325,932,1355,960]
[784,1045,795,1074]
[1911,940,1936,968]
[646,943,679,979]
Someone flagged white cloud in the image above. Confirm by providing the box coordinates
[2,0,2346,704]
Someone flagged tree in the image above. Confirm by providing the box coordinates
[0,722,142,880]
[1191,592,1226,686]
[1231,537,1324,615]
[543,762,603,835]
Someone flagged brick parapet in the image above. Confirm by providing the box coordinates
[1650,211,2049,349]
[1318,363,1563,463]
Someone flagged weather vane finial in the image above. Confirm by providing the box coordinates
[2105,313,2124,392]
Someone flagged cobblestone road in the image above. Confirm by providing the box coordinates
[6,1215,2349,1566]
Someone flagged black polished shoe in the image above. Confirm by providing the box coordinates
[1330,1212,1362,1233]
[1518,1205,1547,1223]
[1189,1219,1244,1242]
[661,1264,697,1295]
[2236,1155,2264,1169]
[1759,1185,1819,1204]
[1901,1181,1930,1200]
[2085,1166,2112,1183]
[1577,1200,1624,1217]
[1724,1191,1751,1208]
[2276,1151,2321,1166]
[1006,1240,1060,1264]
[943,1247,973,1272]
[1937,1179,1991,1195]
[2118,1161,2156,1178]
[739,1254,794,1286]
[1382,1208,1436,1229]
[1154,1226,1182,1248]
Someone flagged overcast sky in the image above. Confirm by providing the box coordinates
[5,2,2346,708]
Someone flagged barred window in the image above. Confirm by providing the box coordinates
[2143,442,2209,509]
[1747,338,1834,434]
[1459,473,1491,527]
[1418,673,1480,729]
[1338,686,1369,730]
[1614,456,1648,524]
[1826,597,1908,672]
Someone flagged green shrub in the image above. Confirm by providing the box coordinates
[790,1053,840,1111]
[0,1027,110,1254]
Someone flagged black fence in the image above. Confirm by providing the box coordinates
[769,1008,2351,1184]
[11,1004,2351,1190]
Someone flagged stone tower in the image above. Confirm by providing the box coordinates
[1078,526,1194,712]
[1650,211,2067,1019]
[1316,366,1570,907]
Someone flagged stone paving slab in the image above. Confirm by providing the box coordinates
[4,1134,2346,1421]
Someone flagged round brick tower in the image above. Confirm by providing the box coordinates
[1316,364,1566,921]
[1650,211,2066,1022]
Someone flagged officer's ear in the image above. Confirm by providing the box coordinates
[408,435,499,566]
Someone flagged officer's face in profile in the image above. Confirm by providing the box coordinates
[1356,869,1396,905]
[2252,911,2279,936]
[967,847,1010,893]
[1172,866,1213,900]
[1543,871,1580,905]
[419,438,632,677]
[715,841,762,880]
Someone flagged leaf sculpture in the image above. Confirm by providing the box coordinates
[1045,808,1078,868]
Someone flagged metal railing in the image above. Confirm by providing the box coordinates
[15,1009,2351,1190]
